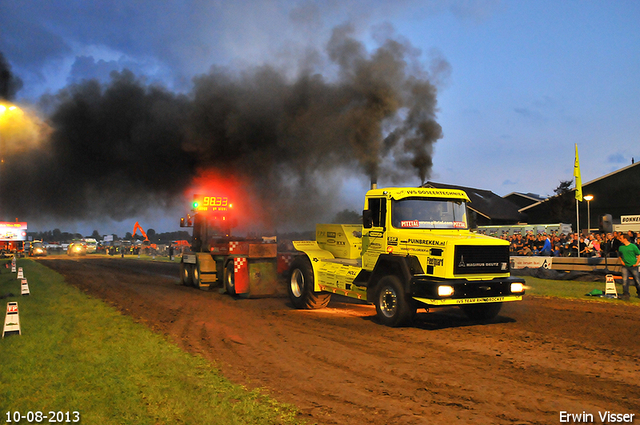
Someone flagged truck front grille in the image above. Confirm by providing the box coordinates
[454,245,510,275]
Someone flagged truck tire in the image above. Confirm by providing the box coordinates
[460,302,502,321]
[192,262,201,288]
[180,263,192,286]
[288,257,331,309]
[185,262,200,288]
[225,261,236,295]
[374,275,416,327]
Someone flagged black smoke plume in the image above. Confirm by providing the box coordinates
[0,52,23,101]
[0,26,447,229]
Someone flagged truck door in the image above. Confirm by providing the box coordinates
[362,197,388,269]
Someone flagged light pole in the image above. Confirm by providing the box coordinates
[584,194,594,233]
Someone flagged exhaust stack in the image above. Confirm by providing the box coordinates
[371,179,377,190]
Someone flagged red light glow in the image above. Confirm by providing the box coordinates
[186,168,265,231]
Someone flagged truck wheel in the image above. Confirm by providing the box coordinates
[186,263,200,288]
[225,261,236,295]
[180,263,192,286]
[288,257,331,309]
[460,303,502,321]
[374,275,415,327]
[192,263,201,288]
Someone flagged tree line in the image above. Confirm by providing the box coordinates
[27,229,192,244]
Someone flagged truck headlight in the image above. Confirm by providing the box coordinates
[511,282,524,293]
[437,285,455,297]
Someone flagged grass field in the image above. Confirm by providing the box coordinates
[0,259,300,425]
[522,275,640,304]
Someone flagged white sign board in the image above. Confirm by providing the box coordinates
[621,215,640,224]
[510,256,552,270]
[21,279,30,296]
[615,215,640,232]
[3,302,21,337]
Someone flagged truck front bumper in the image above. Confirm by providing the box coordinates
[410,276,525,307]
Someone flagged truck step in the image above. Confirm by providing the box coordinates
[199,273,218,283]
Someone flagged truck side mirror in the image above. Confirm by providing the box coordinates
[363,210,373,228]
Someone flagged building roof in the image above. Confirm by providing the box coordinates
[520,161,640,213]
[518,160,640,228]
[423,181,526,223]
[503,192,547,210]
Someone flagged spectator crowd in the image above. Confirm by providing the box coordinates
[501,230,639,258]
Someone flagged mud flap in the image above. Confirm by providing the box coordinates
[244,260,279,298]
[231,258,280,298]
[233,257,250,294]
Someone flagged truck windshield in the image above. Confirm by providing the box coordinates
[391,198,468,229]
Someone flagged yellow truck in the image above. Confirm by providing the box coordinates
[288,187,525,326]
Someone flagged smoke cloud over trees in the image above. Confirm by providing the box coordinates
[0,24,449,230]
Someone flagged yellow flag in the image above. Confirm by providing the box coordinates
[574,144,582,201]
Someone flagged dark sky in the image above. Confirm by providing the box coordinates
[0,3,450,234]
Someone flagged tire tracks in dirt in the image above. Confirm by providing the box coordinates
[39,257,640,425]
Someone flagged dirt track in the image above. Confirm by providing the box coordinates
[39,256,640,425]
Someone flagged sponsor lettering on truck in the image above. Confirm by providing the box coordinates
[288,186,525,326]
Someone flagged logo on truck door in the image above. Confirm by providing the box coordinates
[400,220,419,228]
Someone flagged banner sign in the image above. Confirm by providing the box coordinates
[510,256,552,270]
[621,215,640,224]
[0,222,27,241]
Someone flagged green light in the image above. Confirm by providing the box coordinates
[192,201,199,209]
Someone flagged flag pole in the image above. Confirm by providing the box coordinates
[574,144,583,258]
[576,199,580,257]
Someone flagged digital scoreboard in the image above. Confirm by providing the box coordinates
[192,194,232,214]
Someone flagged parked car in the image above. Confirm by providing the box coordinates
[82,238,98,253]
[67,240,87,256]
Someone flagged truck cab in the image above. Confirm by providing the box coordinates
[180,194,280,297]
[289,187,525,326]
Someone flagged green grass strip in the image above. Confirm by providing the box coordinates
[0,259,301,424]
[522,275,640,304]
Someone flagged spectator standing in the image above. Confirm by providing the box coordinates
[540,234,552,256]
[617,233,640,300]
[611,232,623,255]
[591,234,601,257]
[603,233,617,257]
